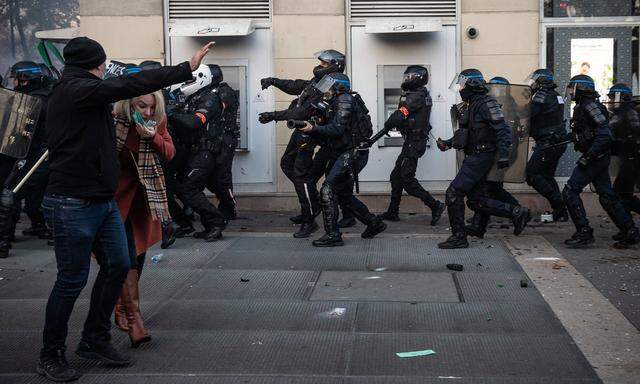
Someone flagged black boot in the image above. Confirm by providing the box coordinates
[76,341,131,366]
[294,221,319,238]
[614,228,640,249]
[161,222,177,249]
[465,225,485,239]
[174,224,195,238]
[438,233,469,249]
[362,218,387,239]
[512,206,532,236]
[289,214,304,224]
[379,211,400,222]
[0,243,8,258]
[38,349,82,382]
[430,201,446,226]
[564,227,595,248]
[612,232,625,241]
[312,232,344,247]
[194,227,223,242]
[338,216,357,228]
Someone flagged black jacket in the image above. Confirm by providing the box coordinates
[46,63,192,199]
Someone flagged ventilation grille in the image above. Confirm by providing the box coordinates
[349,0,456,19]
[169,0,270,20]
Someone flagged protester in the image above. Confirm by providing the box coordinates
[38,36,213,382]
[112,90,174,347]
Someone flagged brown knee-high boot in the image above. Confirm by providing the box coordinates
[121,269,151,347]
[114,297,129,332]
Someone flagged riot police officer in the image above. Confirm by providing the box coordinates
[608,83,640,222]
[372,65,445,226]
[0,62,52,258]
[437,69,531,249]
[259,50,346,238]
[172,64,226,241]
[298,73,386,247]
[465,77,524,238]
[205,64,240,220]
[562,75,639,248]
[524,69,569,221]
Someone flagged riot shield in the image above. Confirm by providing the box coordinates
[0,88,42,159]
[485,83,531,183]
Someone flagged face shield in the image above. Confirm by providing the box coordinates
[403,72,421,84]
[449,73,482,93]
[524,72,538,87]
[565,83,577,101]
[489,84,508,98]
[314,75,350,99]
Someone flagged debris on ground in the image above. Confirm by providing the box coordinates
[329,308,346,317]
[240,278,250,282]
[520,279,529,288]
[151,253,164,263]
[446,263,464,272]
[496,283,505,288]
[552,260,569,270]
[396,349,436,358]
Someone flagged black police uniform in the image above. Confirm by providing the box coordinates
[526,86,569,219]
[379,88,445,224]
[175,85,227,239]
[261,78,322,229]
[610,101,640,216]
[311,89,385,247]
[439,92,530,248]
[563,94,638,247]
[206,82,240,220]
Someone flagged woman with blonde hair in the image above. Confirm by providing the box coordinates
[112,90,175,347]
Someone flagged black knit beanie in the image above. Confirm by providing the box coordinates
[63,37,107,69]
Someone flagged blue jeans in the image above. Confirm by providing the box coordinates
[41,195,130,357]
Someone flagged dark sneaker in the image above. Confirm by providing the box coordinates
[362,220,387,239]
[430,202,446,226]
[294,221,319,238]
[174,224,195,238]
[465,225,485,239]
[338,216,357,228]
[195,227,223,242]
[552,208,569,222]
[512,207,532,236]
[23,224,48,237]
[564,227,594,248]
[438,234,469,249]
[613,228,640,249]
[76,341,131,367]
[289,214,304,224]
[379,211,400,222]
[312,233,344,247]
[161,223,177,249]
[37,350,81,382]
[0,246,8,259]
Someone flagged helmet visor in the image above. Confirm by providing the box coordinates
[524,71,553,87]
[314,74,350,94]
[403,72,421,84]
[449,73,482,93]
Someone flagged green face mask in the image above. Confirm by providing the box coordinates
[132,110,156,128]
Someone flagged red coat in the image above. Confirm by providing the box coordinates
[115,118,175,256]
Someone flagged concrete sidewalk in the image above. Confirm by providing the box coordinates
[0,212,638,383]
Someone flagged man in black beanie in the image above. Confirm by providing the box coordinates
[38,36,214,382]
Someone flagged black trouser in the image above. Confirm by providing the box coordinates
[320,151,375,235]
[207,132,238,218]
[163,149,192,228]
[281,131,319,224]
[12,153,49,227]
[446,152,519,237]
[526,142,567,211]
[614,158,640,215]
[387,138,438,213]
[0,154,16,188]
[180,150,226,229]
[563,155,635,233]
[469,180,520,234]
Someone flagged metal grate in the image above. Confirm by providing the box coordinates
[349,0,456,19]
[169,0,270,20]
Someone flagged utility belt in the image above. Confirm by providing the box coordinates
[571,128,595,153]
[464,143,496,156]
[401,129,428,140]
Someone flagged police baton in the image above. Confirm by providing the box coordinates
[538,139,572,151]
[12,150,48,194]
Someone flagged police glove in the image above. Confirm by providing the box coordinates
[259,112,276,124]
[384,109,406,131]
[436,138,451,152]
[261,77,277,90]
[577,155,590,168]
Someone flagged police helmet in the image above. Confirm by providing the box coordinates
[401,65,429,91]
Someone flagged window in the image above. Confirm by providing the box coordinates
[219,65,248,149]
[543,0,640,18]
[375,64,430,147]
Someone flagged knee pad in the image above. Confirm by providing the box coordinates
[445,187,460,207]
[320,183,334,205]
[562,184,578,202]
[525,172,537,187]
